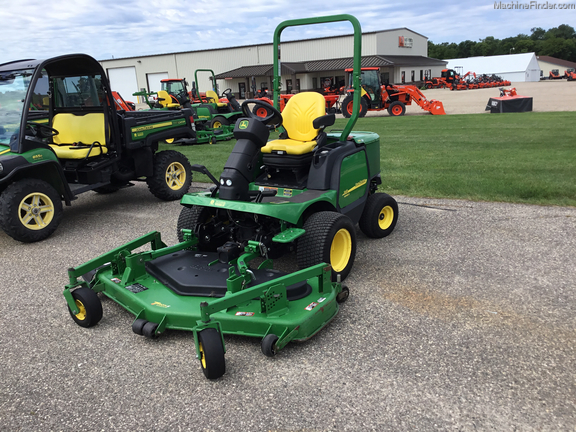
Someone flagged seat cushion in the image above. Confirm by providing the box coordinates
[261,138,317,155]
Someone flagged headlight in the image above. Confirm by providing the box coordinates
[226,179,232,186]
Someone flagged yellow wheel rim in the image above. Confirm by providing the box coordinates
[74,299,87,321]
[212,121,222,129]
[378,206,394,230]
[199,342,207,369]
[18,192,55,230]
[165,138,174,144]
[330,228,352,272]
[165,162,186,190]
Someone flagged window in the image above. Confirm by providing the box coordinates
[411,71,415,82]
[401,71,405,83]
[54,75,105,108]
[420,70,423,81]
[286,79,293,93]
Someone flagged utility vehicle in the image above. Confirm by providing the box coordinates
[0,54,194,242]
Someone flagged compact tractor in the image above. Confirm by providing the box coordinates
[0,54,195,243]
[63,15,399,380]
[341,67,445,117]
[549,69,562,79]
[564,68,576,81]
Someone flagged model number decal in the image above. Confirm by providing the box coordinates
[342,179,367,198]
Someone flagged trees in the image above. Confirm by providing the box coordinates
[428,24,575,62]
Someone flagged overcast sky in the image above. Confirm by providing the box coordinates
[1,0,572,62]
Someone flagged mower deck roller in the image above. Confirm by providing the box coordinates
[63,14,398,380]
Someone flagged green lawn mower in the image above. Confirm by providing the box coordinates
[63,14,398,380]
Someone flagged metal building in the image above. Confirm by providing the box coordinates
[444,53,541,82]
[536,56,576,79]
[99,28,446,101]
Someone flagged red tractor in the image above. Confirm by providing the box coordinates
[549,69,562,80]
[341,67,446,117]
[564,68,576,81]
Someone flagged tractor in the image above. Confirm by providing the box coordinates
[341,67,445,117]
[63,14,399,380]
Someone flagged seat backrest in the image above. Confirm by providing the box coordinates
[157,90,176,108]
[205,90,219,103]
[282,92,326,142]
[52,113,106,145]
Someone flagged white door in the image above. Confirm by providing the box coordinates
[107,67,138,101]
[147,72,169,93]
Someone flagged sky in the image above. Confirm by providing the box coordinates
[1,0,572,62]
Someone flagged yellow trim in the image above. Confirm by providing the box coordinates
[74,300,87,321]
[342,179,367,198]
[330,228,352,272]
[165,161,186,190]
[0,149,11,156]
[199,342,207,369]
[18,191,55,230]
[132,122,173,133]
[378,206,394,230]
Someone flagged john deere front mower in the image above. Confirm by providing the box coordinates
[63,14,398,380]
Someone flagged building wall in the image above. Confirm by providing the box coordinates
[376,29,427,57]
[100,29,430,97]
[538,59,568,77]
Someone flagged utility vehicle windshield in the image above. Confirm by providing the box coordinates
[0,68,33,147]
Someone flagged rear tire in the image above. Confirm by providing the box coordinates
[0,178,63,243]
[146,150,192,201]
[210,116,229,129]
[359,193,398,238]
[341,94,368,118]
[297,211,357,281]
[198,328,226,379]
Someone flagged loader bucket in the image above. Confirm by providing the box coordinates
[428,100,446,115]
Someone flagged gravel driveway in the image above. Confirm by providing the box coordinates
[1,181,575,431]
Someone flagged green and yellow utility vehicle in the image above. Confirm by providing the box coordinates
[63,15,398,380]
[0,54,194,242]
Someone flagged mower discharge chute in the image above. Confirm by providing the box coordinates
[64,14,398,380]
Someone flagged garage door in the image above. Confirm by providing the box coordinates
[147,72,169,93]
[107,67,138,102]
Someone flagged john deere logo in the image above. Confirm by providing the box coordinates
[239,120,249,129]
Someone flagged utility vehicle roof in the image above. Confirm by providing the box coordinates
[0,54,104,76]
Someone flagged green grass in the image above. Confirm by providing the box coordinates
[163,111,576,207]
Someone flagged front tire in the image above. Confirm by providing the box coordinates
[197,328,226,379]
[0,179,63,243]
[387,101,406,116]
[146,150,192,201]
[176,205,229,250]
[297,211,357,281]
[341,94,368,118]
[359,193,398,238]
[67,287,103,328]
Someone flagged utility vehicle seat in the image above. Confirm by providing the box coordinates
[205,90,228,108]
[49,113,108,159]
[262,92,335,160]
[156,90,180,109]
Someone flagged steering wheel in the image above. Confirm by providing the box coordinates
[221,88,233,98]
[241,99,283,129]
[27,122,59,138]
